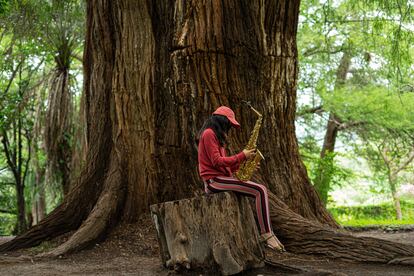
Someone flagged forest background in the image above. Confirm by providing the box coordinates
[1,0,414,236]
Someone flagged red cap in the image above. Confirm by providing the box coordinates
[212,106,241,129]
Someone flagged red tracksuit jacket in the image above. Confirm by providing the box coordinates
[198,128,246,181]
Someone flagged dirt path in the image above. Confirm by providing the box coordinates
[1,221,414,276]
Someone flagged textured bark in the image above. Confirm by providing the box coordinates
[30,165,46,226]
[148,0,336,226]
[268,193,414,263]
[0,0,352,254]
[151,192,264,275]
[38,153,124,257]
[3,0,414,266]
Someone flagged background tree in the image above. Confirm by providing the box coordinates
[0,0,83,233]
[371,138,414,220]
[0,0,46,233]
[41,0,84,195]
[323,85,414,219]
[1,0,414,266]
[296,0,414,204]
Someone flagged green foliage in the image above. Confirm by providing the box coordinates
[337,217,414,227]
[321,85,414,135]
[0,0,9,15]
[0,214,15,235]
[299,136,355,205]
[311,151,355,204]
[297,0,414,211]
[313,152,354,188]
[0,0,84,232]
[329,200,414,226]
[0,171,16,235]
[300,0,414,86]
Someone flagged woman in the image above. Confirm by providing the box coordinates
[197,106,285,252]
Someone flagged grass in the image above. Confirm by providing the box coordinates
[329,200,414,227]
[337,217,414,227]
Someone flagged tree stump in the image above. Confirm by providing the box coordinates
[150,192,265,275]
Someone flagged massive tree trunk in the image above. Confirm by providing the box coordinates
[1,0,414,266]
[149,0,336,226]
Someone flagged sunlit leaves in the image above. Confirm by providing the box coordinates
[321,85,414,136]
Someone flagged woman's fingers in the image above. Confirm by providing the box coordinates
[243,148,256,159]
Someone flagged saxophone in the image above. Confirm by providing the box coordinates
[236,101,265,181]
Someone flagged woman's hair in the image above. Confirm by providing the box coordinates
[197,114,232,146]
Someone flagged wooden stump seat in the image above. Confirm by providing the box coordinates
[150,192,265,275]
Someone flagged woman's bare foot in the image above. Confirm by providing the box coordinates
[260,232,285,252]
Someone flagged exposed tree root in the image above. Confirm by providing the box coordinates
[0,200,84,253]
[389,257,414,265]
[0,157,110,253]
[2,175,413,268]
[268,192,414,264]
[37,159,124,257]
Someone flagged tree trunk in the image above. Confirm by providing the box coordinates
[314,51,351,205]
[15,180,27,233]
[151,192,264,275]
[148,0,336,226]
[31,186,46,226]
[1,126,28,234]
[393,195,403,221]
[2,1,414,266]
[389,176,403,220]
[31,168,46,225]
[314,113,339,205]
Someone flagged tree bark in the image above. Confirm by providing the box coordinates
[1,127,28,234]
[268,192,414,264]
[31,165,46,225]
[148,0,336,226]
[150,192,265,275]
[2,1,414,266]
[15,181,26,233]
[389,176,403,220]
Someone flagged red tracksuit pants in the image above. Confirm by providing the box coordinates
[204,175,272,234]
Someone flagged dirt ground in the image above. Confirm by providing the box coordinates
[1,215,414,276]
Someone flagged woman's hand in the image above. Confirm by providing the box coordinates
[243,148,256,160]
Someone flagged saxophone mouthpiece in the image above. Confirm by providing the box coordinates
[242,100,261,117]
[241,100,252,108]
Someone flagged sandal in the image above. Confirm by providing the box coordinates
[259,232,286,253]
